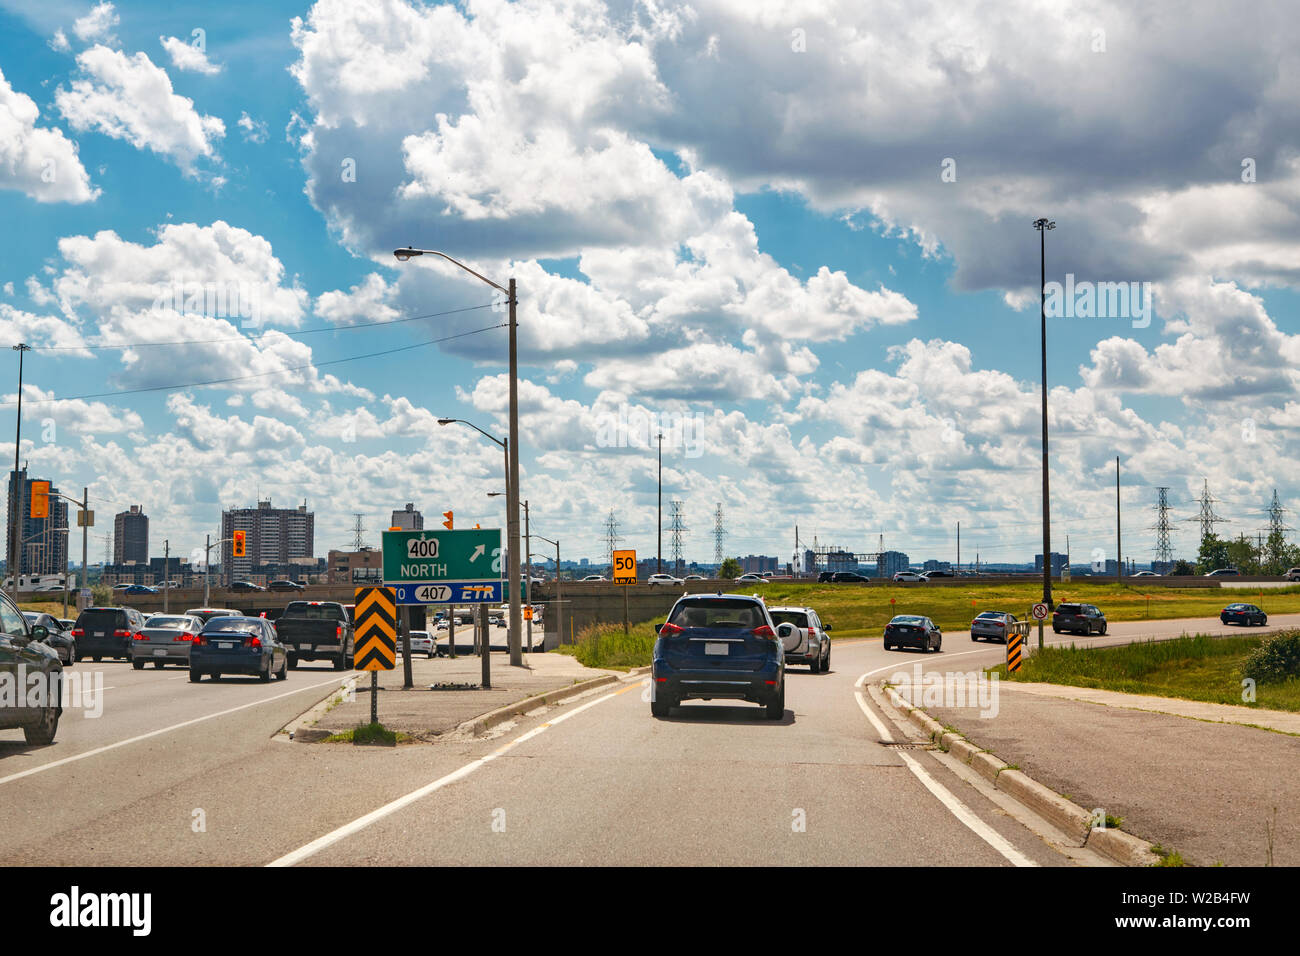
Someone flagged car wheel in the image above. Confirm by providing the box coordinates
[23,706,58,745]
[259,661,272,682]
[332,651,346,671]
[92,655,101,662]
[67,646,76,666]
[765,683,785,720]
[189,670,203,683]
[823,647,830,671]
[275,659,287,681]
[210,672,220,682]
[1260,615,1268,626]
[154,661,164,669]
[808,653,820,673]
[1051,627,1060,635]
[651,695,673,718]
[883,640,891,651]
[1099,623,1107,635]
[132,660,145,670]
[287,653,298,669]
[972,634,980,641]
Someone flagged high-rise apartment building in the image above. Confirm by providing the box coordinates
[114,505,149,564]
[220,499,314,584]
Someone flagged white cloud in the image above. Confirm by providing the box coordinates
[0,67,99,203]
[73,2,118,45]
[236,111,267,144]
[314,272,397,325]
[160,35,222,75]
[50,29,70,52]
[55,45,225,174]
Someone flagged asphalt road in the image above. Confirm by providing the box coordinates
[1,613,1292,866]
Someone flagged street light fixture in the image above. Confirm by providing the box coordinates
[396,247,523,668]
[1033,217,1056,609]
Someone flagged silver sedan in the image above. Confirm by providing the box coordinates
[970,611,1018,644]
[133,614,203,668]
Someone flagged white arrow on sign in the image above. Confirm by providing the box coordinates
[469,544,485,562]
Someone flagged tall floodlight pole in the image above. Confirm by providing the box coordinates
[1033,219,1055,608]
[396,248,522,667]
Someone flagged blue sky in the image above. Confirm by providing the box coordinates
[2,0,1297,568]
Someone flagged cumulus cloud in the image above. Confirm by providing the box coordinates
[55,45,225,174]
[236,111,268,144]
[160,35,222,75]
[73,2,118,45]
[0,67,99,203]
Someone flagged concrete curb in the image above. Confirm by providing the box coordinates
[873,680,1165,866]
[456,672,622,736]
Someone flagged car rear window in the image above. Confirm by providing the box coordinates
[283,602,347,621]
[1056,604,1082,614]
[975,612,1004,620]
[202,619,263,634]
[769,610,810,628]
[147,616,191,628]
[669,599,765,628]
[76,609,127,629]
[890,615,926,626]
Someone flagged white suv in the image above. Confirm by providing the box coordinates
[1285,568,1300,581]
[893,571,926,582]
[647,573,684,586]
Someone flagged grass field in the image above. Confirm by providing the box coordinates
[740,581,1300,639]
[986,632,1300,713]
[556,619,660,670]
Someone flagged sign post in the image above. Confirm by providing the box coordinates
[613,549,636,635]
[1031,601,1049,651]
[354,586,398,724]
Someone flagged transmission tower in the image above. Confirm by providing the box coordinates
[1266,489,1291,538]
[1186,479,1225,546]
[603,510,621,567]
[712,502,727,565]
[669,501,687,574]
[352,514,366,550]
[1150,487,1174,566]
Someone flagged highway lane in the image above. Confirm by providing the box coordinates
[1,613,1291,865]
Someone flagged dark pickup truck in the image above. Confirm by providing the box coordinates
[275,601,355,670]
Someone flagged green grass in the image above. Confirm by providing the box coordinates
[556,618,660,670]
[743,581,1300,638]
[324,722,406,745]
[988,630,1300,712]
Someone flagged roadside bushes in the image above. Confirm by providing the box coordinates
[1241,630,1300,684]
[558,619,659,670]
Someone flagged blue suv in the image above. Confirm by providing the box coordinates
[651,594,785,719]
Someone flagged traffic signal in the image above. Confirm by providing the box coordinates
[442,510,453,530]
[232,529,246,558]
[29,481,49,519]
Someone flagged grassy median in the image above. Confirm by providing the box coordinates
[557,619,660,670]
[986,631,1300,713]
[743,581,1300,639]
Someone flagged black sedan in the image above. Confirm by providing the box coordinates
[1221,603,1267,626]
[229,581,267,593]
[189,617,287,682]
[883,615,942,652]
[267,580,305,592]
[831,571,870,583]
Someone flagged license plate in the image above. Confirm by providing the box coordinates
[704,643,729,656]
[217,642,234,650]
[153,649,167,656]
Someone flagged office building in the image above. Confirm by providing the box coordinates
[6,468,69,578]
[876,550,910,578]
[1035,552,1069,576]
[221,499,314,584]
[114,505,149,564]
[390,503,423,531]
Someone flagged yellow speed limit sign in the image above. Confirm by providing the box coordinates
[612,549,637,585]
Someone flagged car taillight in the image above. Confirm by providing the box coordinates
[114,629,130,637]
[194,635,206,646]
[752,625,775,640]
[336,625,342,639]
[71,628,83,637]
[133,632,147,641]
[246,636,262,648]
[992,621,1004,627]
[659,622,683,636]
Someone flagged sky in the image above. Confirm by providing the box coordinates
[0,0,1297,569]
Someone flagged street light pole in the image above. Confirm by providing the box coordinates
[657,431,663,575]
[396,248,522,667]
[9,343,30,602]
[1033,218,1055,608]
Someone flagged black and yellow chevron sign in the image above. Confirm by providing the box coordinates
[1006,631,1024,673]
[354,586,397,671]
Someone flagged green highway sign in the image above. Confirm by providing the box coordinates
[382,528,502,586]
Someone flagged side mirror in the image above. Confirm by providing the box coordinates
[824,624,833,631]
[30,624,49,642]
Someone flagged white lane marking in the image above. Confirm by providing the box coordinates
[897,751,1037,867]
[854,691,894,742]
[268,686,629,867]
[0,676,350,787]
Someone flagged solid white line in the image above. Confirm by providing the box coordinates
[897,751,1037,867]
[0,676,349,787]
[267,688,625,867]
[854,690,894,742]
